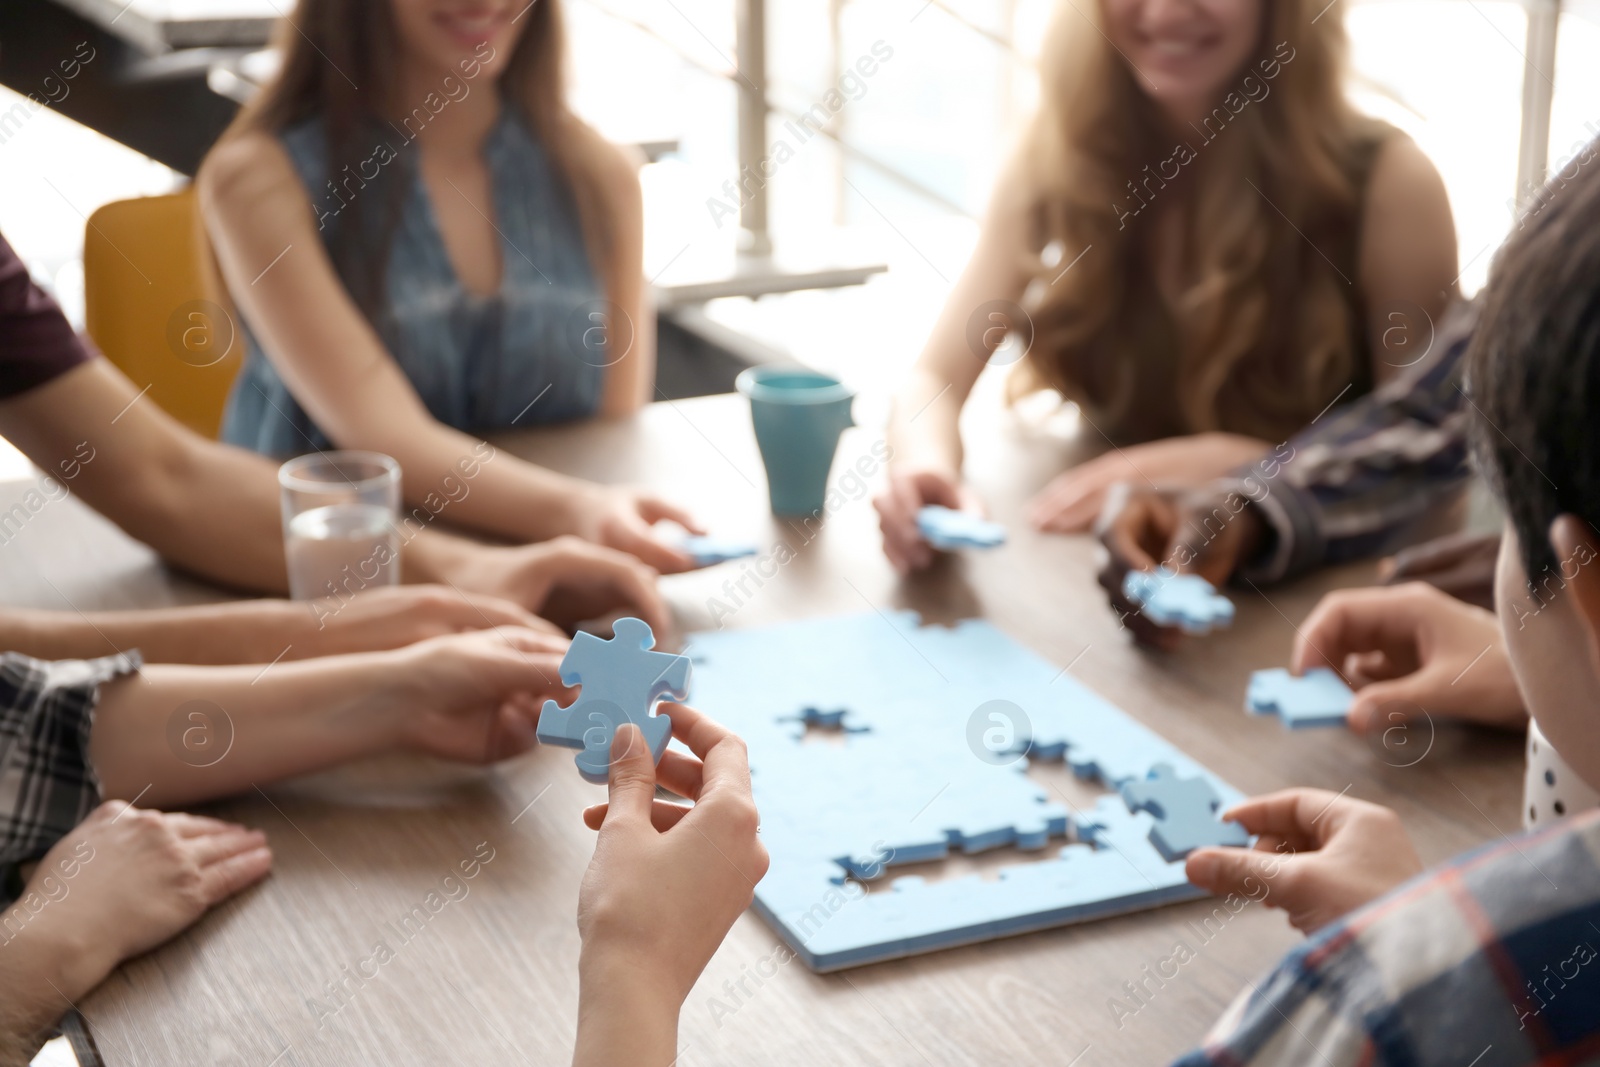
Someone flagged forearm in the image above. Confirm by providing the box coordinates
[887,365,966,474]
[573,958,682,1067]
[0,602,310,665]
[0,906,110,1063]
[89,655,402,807]
[0,362,291,595]
[347,414,594,544]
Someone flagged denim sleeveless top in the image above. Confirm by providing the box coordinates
[221,107,606,456]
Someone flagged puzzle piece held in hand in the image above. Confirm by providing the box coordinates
[536,618,689,783]
[1122,567,1235,634]
[1246,667,1355,729]
[917,506,1007,551]
[682,535,760,567]
[1120,762,1250,862]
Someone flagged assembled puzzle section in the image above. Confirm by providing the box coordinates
[1122,568,1235,634]
[916,506,1007,551]
[536,618,690,783]
[687,611,1250,970]
[1245,668,1354,729]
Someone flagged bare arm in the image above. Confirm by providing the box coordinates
[593,138,655,416]
[89,627,568,808]
[200,134,695,570]
[886,158,1037,475]
[0,359,290,593]
[874,156,1038,572]
[1357,134,1459,386]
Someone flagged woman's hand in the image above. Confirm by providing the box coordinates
[385,627,574,764]
[573,706,768,1067]
[1186,788,1423,935]
[569,486,702,575]
[873,463,984,574]
[297,584,562,652]
[1030,432,1273,534]
[0,801,272,1047]
[446,536,673,638]
[1293,582,1525,731]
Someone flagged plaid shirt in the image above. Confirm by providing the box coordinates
[0,651,140,870]
[1223,300,1479,583]
[1175,808,1600,1067]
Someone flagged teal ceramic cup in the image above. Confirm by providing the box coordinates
[736,366,857,516]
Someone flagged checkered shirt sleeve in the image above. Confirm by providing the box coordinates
[0,650,142,867]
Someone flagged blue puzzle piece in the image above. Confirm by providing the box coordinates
[686,611,1250,970]
[682,535,760,567]
[1246,667,1355,729]
[1122,568,1234,634]
[916,506,1006,551]
[536,618,689,783]
[1120,763,1250,862]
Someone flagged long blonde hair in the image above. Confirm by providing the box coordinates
[217,0,617,316]
[1015,0,1381,440]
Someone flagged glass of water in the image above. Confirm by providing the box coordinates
[278,451,402,601]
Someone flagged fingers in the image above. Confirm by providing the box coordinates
[185,827,269,867]
[1095,483,1169,575]
[658,704,752,802]
[636,495,705,536]
[596,557,674,638]
[603,724,660,826]
[1220,788,1357,848]
[198,844,274,904]
[158,812,240,838]
[456,592,546,632]
[1028,458,1121,532]
[654,748,707,801]
[877,476,934,573]
[582,799,692,833]
[610,523,695,575]
[1291,587,1428,675]
[492,699,540,759]
[1185,845,1282,901]
[490,626,572,658]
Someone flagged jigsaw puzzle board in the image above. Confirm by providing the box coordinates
[685,611,1247,971]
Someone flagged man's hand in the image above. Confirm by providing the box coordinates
[1186,788,1423,934]
[1294,582,1525,731]
[1094,482,1267,650]
[0,801,272,1049]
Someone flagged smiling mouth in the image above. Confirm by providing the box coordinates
[1143,36,1217,62]
[434,9,508,45]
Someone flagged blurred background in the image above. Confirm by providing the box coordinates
[2,0,1596,424]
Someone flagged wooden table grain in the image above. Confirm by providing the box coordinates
[0,392,1523,1067]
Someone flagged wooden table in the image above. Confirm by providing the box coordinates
[1,392,1524,1066]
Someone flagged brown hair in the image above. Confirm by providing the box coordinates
[1015,0,1381,440]
[217,0,617,315]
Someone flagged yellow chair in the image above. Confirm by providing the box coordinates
[83,187,242,439]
